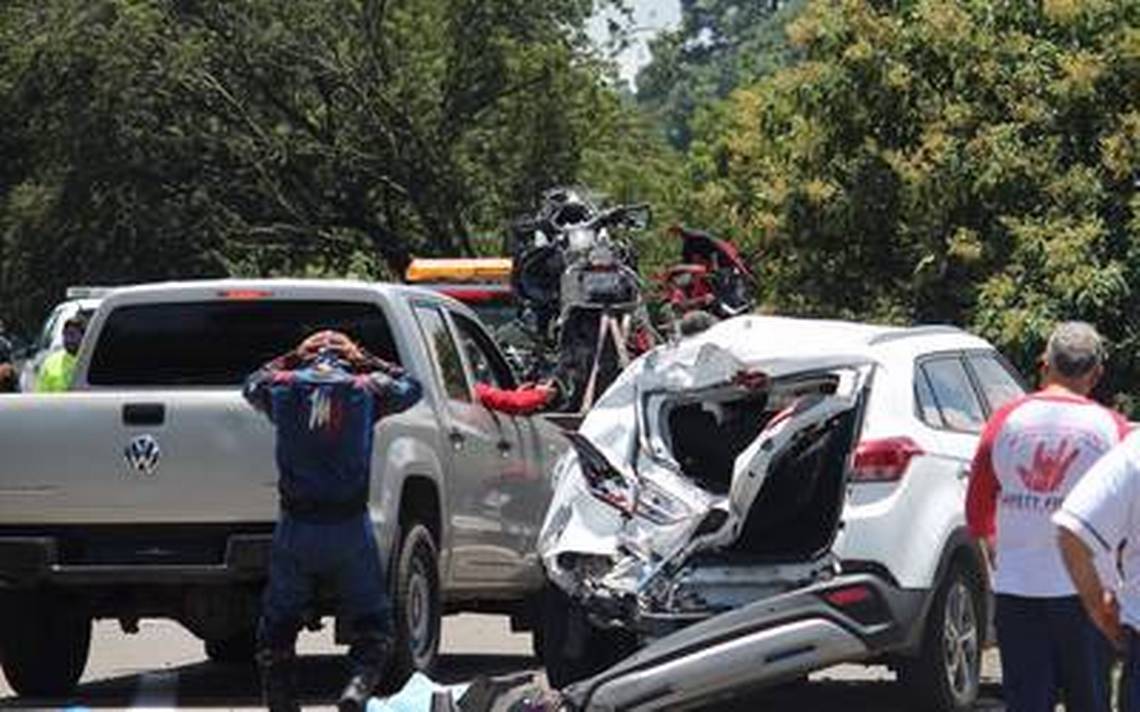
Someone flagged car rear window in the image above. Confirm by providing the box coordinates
[88,300,399,386]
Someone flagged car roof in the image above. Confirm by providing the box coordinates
[683,315,990,361]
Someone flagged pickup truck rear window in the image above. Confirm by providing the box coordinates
[88,300,399,386]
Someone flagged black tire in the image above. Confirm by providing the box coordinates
[898,562,984,712]
[391,524,441,682]
[204,628,257,665]
[540,585,636,689]
[531,619,545,660]
[0,592,91,698]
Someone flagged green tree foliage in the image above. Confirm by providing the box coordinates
[0,0,672,330]
[637,0,807,148]
[687,0,1140,407]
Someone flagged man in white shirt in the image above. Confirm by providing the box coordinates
[1056,432,1140,711]
[967,322,1128,712]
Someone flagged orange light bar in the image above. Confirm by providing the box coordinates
[218,289,274,300]
[405,258,512,283]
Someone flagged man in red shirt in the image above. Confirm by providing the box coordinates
[966,322,1129,712]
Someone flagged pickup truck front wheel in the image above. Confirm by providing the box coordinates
[0,592,91,697]
[392,524,441,680]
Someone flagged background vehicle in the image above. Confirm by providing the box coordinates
[403,257,537,379]
[539,316,1025,712]
[404,258,516,330]
[17,287,109,392]
[0,279,568,697]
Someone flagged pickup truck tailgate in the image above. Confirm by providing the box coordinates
[0,391,278,524]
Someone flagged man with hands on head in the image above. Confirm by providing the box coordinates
[243,330,422,712]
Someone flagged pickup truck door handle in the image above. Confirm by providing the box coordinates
[448,430,465,450]
[496,440,512,455]
[123,403,165,426]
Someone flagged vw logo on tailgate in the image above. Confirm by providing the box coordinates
[124,434,161,476]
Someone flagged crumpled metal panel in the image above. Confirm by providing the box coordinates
[537,315,875,625]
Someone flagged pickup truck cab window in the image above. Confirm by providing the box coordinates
[450,312,516,390]
[88,300,399,386]
[412,305,470,403]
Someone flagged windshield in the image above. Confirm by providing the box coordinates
[88,300,399,387]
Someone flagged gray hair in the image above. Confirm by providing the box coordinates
[1045,322,1105,378]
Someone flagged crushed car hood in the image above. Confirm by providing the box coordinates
[539,316,875,619]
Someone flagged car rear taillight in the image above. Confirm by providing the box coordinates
[851,437,923,482]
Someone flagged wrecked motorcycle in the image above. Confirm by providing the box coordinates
[509,188,658,413]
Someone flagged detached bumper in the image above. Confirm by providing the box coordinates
[564,573,918,711]
[0,525,273,586]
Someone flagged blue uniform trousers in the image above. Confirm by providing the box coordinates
[258,513,392,672]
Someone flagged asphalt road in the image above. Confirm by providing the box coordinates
[0,614,1007,710]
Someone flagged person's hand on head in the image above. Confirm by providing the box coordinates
[297,330,362,363]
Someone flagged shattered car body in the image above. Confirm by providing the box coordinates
[538,316,876,636]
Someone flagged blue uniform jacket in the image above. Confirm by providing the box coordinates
[243,352,422,521]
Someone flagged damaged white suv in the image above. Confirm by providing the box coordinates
[538,315,1024,712]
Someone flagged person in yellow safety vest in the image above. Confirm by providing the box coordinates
[36,314,87,393]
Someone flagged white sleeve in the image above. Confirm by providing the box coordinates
[1054,440,1138,556]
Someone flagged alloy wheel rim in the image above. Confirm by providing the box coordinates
[407,562,432,660]
[942,579,979,702]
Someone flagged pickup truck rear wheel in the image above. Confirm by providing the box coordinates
[0,593,91,697]
[392,524,441,680]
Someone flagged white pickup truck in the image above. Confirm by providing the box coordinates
[0,279,569,697]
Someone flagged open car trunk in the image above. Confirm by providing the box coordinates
[661,373,861,562]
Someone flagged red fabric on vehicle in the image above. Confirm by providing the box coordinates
[475,382,554,415]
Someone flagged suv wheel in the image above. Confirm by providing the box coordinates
[900,562,983,712]
[391,524,441,681]
[541,585,636,688]
[0,592,91,698]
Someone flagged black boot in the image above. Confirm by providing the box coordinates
[258,648,300,712]
[337,667,383,712]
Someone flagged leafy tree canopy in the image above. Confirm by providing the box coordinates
[636,0,807,148]
[687,0,1140,408]
[0,0,676,329]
